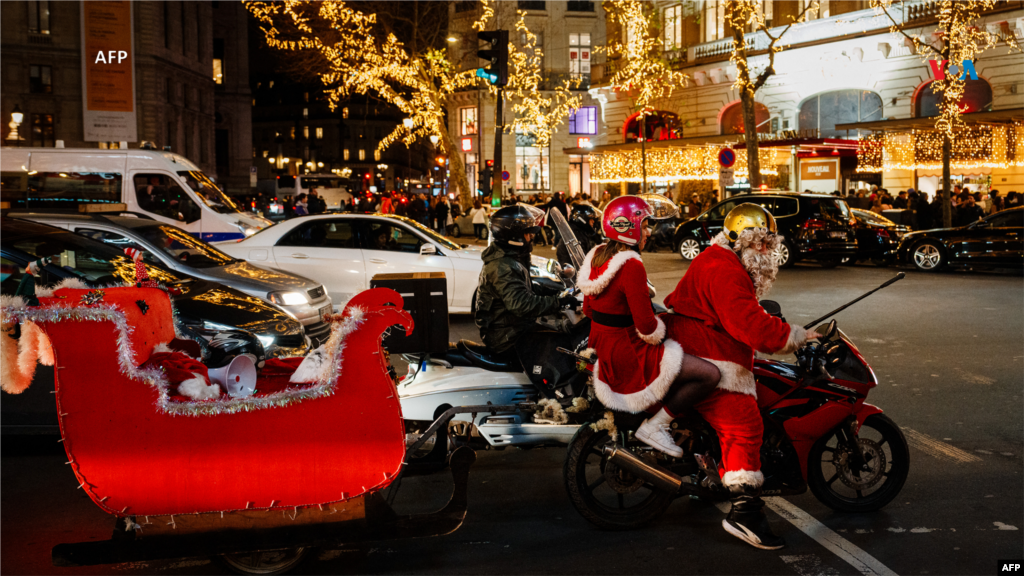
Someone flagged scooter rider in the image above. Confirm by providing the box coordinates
[662,203,822,551]
[578,196,721,456]
[475,204,577,361]
[555,204,603,267]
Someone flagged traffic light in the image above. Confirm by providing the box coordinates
[435,154,448,167]
[476,30,509,87]
[478,160,493,196]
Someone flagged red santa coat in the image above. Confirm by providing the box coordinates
[663,243,803,397]
[579,246,682,413]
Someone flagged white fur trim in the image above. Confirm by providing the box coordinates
[1,322,31,394]
[0,295,28,310]
[576,245,642,296]
[290,346,328,383]
[703,358,756,397]
[722,469,764,490]
[776,324,807,355]
[592,339,684,413]
[637,316,666,345]
[35,278,89,298]
[178,372,221,400]
[153,342,174,355]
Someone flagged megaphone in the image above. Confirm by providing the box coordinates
[208,355,258,398]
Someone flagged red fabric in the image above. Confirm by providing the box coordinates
[583,257,667,396]
[663,244,791,371]
[39,287,412,517]
[141,351,210,386]
[695,388,763,476]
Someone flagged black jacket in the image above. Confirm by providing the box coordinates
[474,243,560,353]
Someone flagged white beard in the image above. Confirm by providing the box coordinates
[741,245,780,300]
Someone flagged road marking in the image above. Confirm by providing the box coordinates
[766,498,899,576]
[902,428,982,463]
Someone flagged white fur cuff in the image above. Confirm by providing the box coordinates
[722,469,764,491]
[637,316,666,345]
[178,372,221,400]
[776,324,807,355]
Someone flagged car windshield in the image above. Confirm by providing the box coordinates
[136,224,238,268]
[387,215,461,251]
[177,170,241,214]
[8,228,181,285]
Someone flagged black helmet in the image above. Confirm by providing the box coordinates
[489,204,543,246]
[570,204,601,230]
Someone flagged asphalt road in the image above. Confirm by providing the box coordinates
[2,250,1022,575]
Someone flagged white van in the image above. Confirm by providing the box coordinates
[1,147,271,241]
[276,173,352,211]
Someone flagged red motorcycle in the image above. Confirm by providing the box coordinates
[563,274,910,530]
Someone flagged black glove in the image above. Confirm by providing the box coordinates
[558,294,578,310]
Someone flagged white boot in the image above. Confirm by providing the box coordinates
[635,408,682,457]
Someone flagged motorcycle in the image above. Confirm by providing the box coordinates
[563,275,911,530]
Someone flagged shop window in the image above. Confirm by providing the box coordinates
[915,79,993,118]
[720,101,770,135]
[798,90,882,138]
[30,114,55,147]
[29,65,52,93]
[460,107,478,136]
[515,131,549,193]
[134,174,201,224]
[569,106,597,135]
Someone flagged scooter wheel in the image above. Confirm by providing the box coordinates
[807,414,909,513]
[563,426,672,530]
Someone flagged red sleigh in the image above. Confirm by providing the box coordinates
[1,285,476,571]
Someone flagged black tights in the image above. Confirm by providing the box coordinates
[662,354,720,417]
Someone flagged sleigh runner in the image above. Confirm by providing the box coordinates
[0,285,477,572]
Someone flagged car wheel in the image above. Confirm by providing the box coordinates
[774,241,797,268]
[450,225,461,238]
[677,238,701,261]
[912,241,945,272]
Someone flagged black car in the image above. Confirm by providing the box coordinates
[848,208,910,266]
[673,192,857,267]
[1,218,308,357]
[896,207,1023,272]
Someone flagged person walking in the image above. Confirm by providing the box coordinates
[434,195,451,235]
[470,199,489,240]
[293,193,309,216]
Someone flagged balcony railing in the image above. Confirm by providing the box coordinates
[566,1,595,12]
[518,1,546,10]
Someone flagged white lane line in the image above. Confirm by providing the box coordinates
[902,428,982,464]
[765,497,898,576]
[780,554,842,576]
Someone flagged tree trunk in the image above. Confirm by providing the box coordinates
[740,89,761,189]
[941,134,952,228]
[440,120,471,206]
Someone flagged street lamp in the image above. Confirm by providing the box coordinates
[429,134,440,146]
[8,105,23,144]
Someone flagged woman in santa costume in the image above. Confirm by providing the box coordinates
[577,195,721,458]
[663,203,821,550]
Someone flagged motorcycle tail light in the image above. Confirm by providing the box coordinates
[803,218,828,230]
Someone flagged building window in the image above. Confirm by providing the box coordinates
[262,150,269,158]
[374,149,381,161]
[798,90,883,138]
[518,1,546,10]
[303,126,309,139]
[566,1,594,12]
[358,149,366,161]
[720,101,770,135]
[569,106,597,135]
[460,107,478,135]
[28,0,50,34]
[569,33,591,82]
[290,127,296,140]
[302,107,308,119]
[212,38,224,84]
[180,2,187,55]
[30,114,55,147]
[29,65,52,94]
[915,79,992,117]
[703,0,725,42]
[164,2,171,48]
[316,127,324,139]
[454,0,479,13]
[342,107,349,119]
[664,5,683,51]
[344,149,350,161]
[515,131,549,193]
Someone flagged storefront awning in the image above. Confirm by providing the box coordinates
[835,108,1024,133]
[563,133,743,155]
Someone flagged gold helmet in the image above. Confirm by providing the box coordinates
[724,203,777,241]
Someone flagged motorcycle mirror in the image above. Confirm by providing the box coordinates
[546,259,561,275]
[825,319,838,340]
[760,300,782,318]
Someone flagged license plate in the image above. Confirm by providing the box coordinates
[829,231,846,239]
[319,305,332,323]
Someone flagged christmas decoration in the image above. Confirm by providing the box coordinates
[136,300,150,315]
[80,290,105,305]
[124,247,159,288]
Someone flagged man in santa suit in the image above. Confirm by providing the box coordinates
[663,203,820,550]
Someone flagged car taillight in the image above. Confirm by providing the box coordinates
[803,218,828,230]
[876,228,890,238]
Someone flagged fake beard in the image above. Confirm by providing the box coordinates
[736,230,782,300]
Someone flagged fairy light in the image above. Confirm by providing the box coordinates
[856,123,1024,172]
[591,146,778,183]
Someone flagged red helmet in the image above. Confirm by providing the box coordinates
[601,195,654,245]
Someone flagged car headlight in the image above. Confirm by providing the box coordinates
[257,335,276,349]
[268,291,309,306]
[236,221,261,237]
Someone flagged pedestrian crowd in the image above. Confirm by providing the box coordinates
[836,185,1020,228]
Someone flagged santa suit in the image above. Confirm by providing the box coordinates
[578,246,683,413]
[662,239,805,490]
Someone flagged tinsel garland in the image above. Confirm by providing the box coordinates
[0,299,367,417]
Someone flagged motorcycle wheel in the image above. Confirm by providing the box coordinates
[563,426,672,531]
[219,547,309,575]
[807,414,909,513]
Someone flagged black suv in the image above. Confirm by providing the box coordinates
[672,192,858,267]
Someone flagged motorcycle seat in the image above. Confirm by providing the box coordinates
[456,340,521,372]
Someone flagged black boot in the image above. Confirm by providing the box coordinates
[722,492,785,550]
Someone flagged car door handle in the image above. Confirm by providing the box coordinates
[369,258,387,264]
[291,253,310,259]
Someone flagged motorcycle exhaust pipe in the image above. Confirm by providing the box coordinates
[601,444,683,494]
